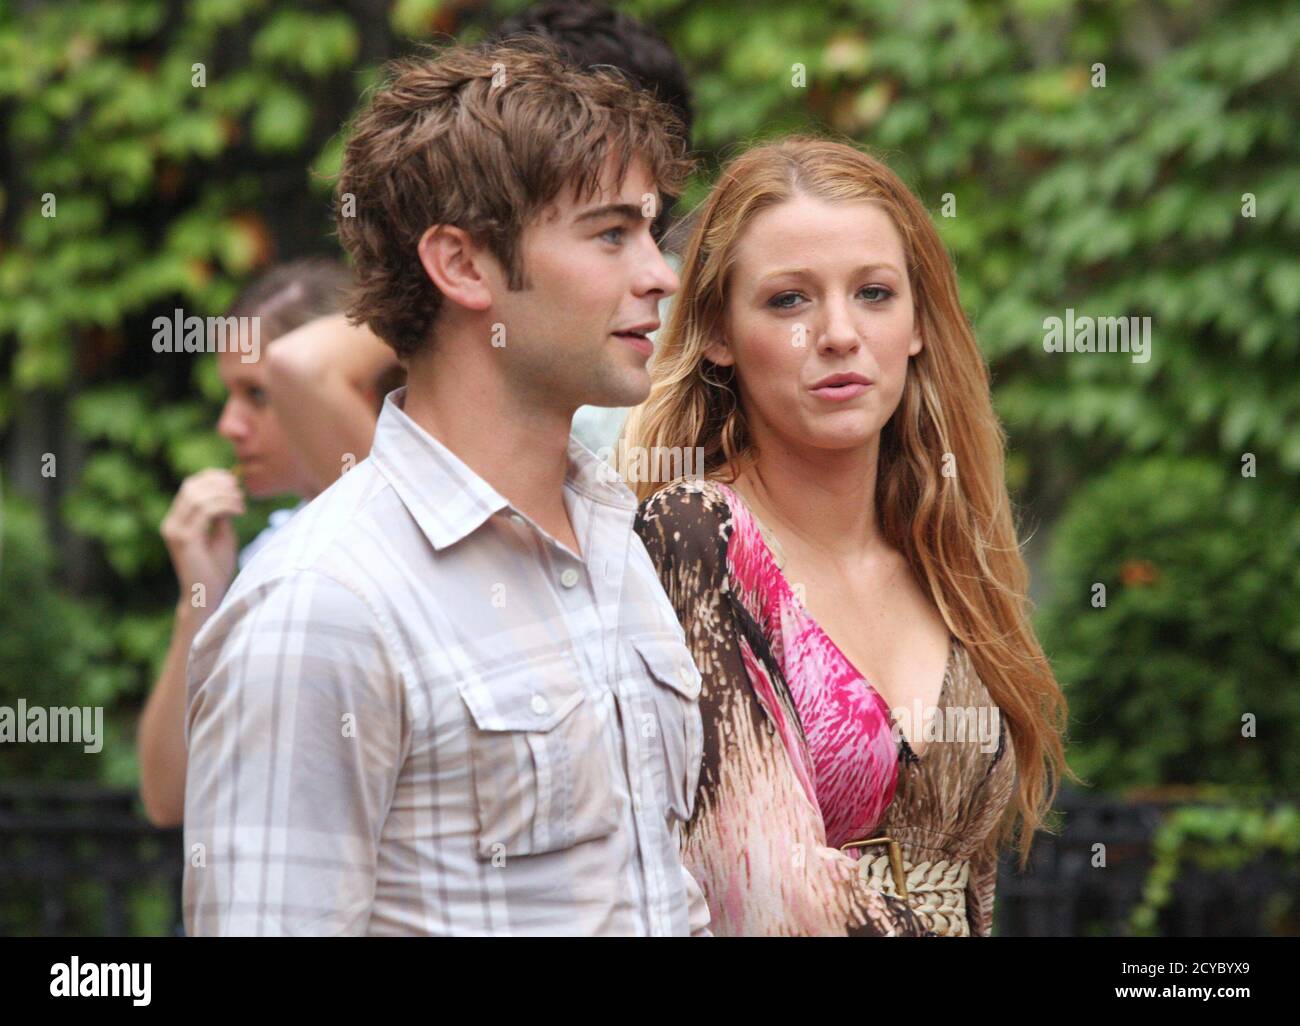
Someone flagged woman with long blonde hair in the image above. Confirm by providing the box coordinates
[623,136,1075,936]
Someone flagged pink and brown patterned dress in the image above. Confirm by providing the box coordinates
[634,478,1017,936]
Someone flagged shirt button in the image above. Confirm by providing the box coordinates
[530,694,549,715]
[510,513,525,526]
[632,792,643,812]
[560,568,580,589]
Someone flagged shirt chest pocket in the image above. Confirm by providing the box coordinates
[630,636,704,826]
[457,660,620,861]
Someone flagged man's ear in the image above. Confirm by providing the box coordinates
[417,224,492,312]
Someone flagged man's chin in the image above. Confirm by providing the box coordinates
[242,475,285,501]
[583,369,651,410]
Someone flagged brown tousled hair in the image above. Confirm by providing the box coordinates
[335,37,693,359]
[622,136,1077,871]
[226,258,352,343]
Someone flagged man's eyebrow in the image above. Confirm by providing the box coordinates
[572,202,647,224]
[756,262,904,285]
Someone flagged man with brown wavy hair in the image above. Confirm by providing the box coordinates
[262,1,695,483]
[183,38,711,935]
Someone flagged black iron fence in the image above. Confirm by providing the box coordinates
[0,782,1294,936]
[0,782,182,937]
[992,788,1298,937]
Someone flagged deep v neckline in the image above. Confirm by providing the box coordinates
[713,478,956,763]
[893,641,956,763]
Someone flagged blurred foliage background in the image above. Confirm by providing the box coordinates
[0,0,1296,922]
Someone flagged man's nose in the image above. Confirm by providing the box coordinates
[217,401,248,441]
[638,234,680,299]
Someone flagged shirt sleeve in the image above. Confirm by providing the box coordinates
[183,569,408,936]
[635,484,934,937]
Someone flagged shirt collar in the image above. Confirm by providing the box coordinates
[369,386,637,552]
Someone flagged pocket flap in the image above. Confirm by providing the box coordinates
[632,635,703,701]
[457,659,587,733]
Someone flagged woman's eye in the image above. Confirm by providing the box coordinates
[861,285,895,302]
[768,292,803,309]
[600,226,626,244]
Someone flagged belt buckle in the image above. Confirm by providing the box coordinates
[839,834,909,899]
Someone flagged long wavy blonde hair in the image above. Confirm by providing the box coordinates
[621,135,1076,870]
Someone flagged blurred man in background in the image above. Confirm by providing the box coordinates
[136,258,360,827]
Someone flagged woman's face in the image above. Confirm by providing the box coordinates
[708,194,922,457]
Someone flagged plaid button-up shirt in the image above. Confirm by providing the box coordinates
[183,387,710,936]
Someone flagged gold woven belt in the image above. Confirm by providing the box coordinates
[839,835,972,937]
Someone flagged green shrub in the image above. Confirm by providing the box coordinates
[1038,456,1300,793]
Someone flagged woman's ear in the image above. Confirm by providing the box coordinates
[417,224,492,312]
[908,313,924,357]
[702,327,735,368]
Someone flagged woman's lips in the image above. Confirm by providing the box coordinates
[810,382,870,401]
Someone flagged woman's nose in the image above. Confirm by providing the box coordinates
[817,299,860,353]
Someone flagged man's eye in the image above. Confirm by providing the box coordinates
[600,226,626,244]
[248,387,268,406]
[768,292,803,309]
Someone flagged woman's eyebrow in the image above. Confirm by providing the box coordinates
[756,262,904,286]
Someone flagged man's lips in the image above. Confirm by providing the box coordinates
[613,325,657,356]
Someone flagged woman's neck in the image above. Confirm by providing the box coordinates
[731,435,886,562]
